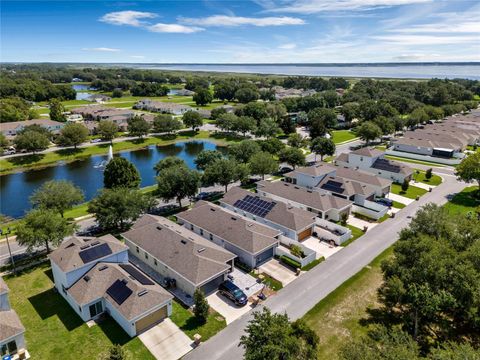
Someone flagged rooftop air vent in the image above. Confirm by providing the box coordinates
[197,248,206,253]
[91,241,100,246]
[181,240,187,245]
[231,217,237,221]
[138,290,148,297]
[156,226,162,231]
[99,265,108,271]
[83,275,90,282]
[80,245,90,250]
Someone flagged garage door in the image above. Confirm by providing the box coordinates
[255,247,274,267]
[135,305,168,334]
[200,274,225,295]
[298,227,312,241]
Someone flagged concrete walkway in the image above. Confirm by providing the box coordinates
[259,259,298,286]
[347,215,378,231]
[301,237,342,259]
[388,193,415,205]
[410,181,435,191]
[139,318,193,360]
[207,292,254,325]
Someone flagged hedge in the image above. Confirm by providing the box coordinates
[280,255,301,269]
[301,257,325,271]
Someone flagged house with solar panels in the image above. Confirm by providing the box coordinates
[177,201,281,269]
[49,235,173,337]
[220,186,317,241]
[335,148,413,183]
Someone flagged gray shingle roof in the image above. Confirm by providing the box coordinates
[0,310,25,342]
[177,201,281,255]
[122,215,235,286]
[67,263,172,321]
[284,162,336,178]
[317,176,376,197]
[220,187,316,232]
[335,167,392,188]
[351,147,384,158]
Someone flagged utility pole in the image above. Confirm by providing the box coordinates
[1,228,16,274]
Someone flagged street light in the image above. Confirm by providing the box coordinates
[0,227,16,274]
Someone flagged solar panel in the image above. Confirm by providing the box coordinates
[78,243,112,264]
[119,264,154,285]
[233,195,276,218]
[106,279,132,305]
[321,180,345,194]
[372,159,401,173]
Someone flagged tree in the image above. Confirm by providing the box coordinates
[308,108,337,131]
[240,308,319,360]
[425,168,433,180]
[249,152,278,179]
[310,137,336,161]
[0,97,32,122]
[279,147,306,169]
[111,88,123,98]
[287,133,306,148]
[193,87,213,106]
[214,81,237,101]
[182,110,203,131]
[373,116,395,136]
[88,188,153,231]
[401,178,409,192]
[127,116,150,138]
[408,108,429,127]
[203,158,244,192]
[232,116,257,137]
[102,344,129,360]
[97,120,118,144]
[456,153,480,192]
[0,133,8,152]
[341,102,359,122]
[48,98,66,122]
[152,114,182,134]
[154,156,185,175]
[156,165,201,207]
[57,122,88,149]
[104,157,141,189]
[235,87,259,103]
[30,180,84,217]
[228,140,261,163]
[258,138,286,155]
[194,150,223,170]
[16,209,76,253]
[193,289,209,324]
[14,129,49,154]
[255,118,280,138]
[216,113,237,133]
[356,121,382,145]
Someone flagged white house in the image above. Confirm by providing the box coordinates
[0,119,65,138]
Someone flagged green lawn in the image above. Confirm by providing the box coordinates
[0,130,236,174]
[302,247,393,359]
[413,169,442,186]
[170,301,226,341]
[390,183,428,199]
[443,186,480,216]
[4,263,155,360]
[331,130,358,144]
[250,271,283,290]
[391,200,406,209]
[341,225,364,247]
[384,155,446,167]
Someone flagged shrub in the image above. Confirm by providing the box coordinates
[290,244,305,258]
[425,168,433,180]
[301,257,325,271]
[280,255,301,269]
[235,260,252,273]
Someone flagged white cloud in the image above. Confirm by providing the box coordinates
[260,0,432,13]
[278,43,297,49]
[82,47,121,52]
[392,21,480,34]
[100,10,157,26]
[373,34,479,45]
[130,55,145,59]
[392,53,440,61]
[179,15,305,27]
[148,23,203,33]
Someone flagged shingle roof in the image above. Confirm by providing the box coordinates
[317,176,376,197]
[285,162,336,178]
[122,215,235,286]
[0,310,25,342]
[177,201,281,255]
[0,119,64,132]
[49,235,128,273]
[67,263,172,321]
[335,153,349,163]
[220,187,316,232]
[257,180,352,212]
[336,167,392,188]
[351,147,384,158]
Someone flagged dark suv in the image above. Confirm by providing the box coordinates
[219,280,248,306]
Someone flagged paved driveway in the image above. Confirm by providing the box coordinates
[207,291,254,324]
[138,318,193,360]
[347,215,379,231]
[259,259,297,286]
[302,237,343,259]
[388,193,415,205]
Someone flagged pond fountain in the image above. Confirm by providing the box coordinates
[93,145,113,170]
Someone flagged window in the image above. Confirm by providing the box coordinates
[200,229,204,236]
[154,259,157,266]
[1,341,17,355]
[209,234,213,240]
[145,252,149,260]
[136,246,139,253]
[89,301,103,318]
[190,224,194,230]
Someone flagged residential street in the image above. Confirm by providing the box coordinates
[183,175,467,360]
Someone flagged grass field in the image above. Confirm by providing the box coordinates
[0,130,238,174]
[302,247,393,359]
[390,183,428,199]
[413,169,442,186]
[391,200,406,209]
[4,263,155,360]
[331,130,358,144]
[443,186,479,216]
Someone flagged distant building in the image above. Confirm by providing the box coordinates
[0,119,65,138]
[86,94,111,103]
[134,100,192,115]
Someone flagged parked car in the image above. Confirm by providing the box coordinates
[375,198,393,207]
[90,138,102,143]
[218,280,248,306]
[3,146,16,155]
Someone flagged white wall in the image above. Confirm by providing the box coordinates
[0,333,26,353]
[392,143,433,156]
[351,200,388,220]
[315,218,351,245]
[348,153,377,168]
[386,149,462,165]
[0,291,10,311]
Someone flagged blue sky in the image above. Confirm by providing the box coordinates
[1,0,479,63]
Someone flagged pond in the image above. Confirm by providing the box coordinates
[72,84,98,100]
[0,140,225,219]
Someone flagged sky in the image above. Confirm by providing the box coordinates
[1,0,479,63]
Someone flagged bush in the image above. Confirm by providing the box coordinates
[235,260,252,273]
[280,255,301,269]
[301,257,325,271]
[290,244,305,258]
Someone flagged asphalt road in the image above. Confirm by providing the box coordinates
[184,175,467,360]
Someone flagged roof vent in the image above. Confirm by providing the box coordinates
[121,279,128,284]
[247,223,254,227]
[210,208,216,212]
[181,240,187,245]
[80,245,90,250]
[83,238,91,242]
[188,237,194,241]
[156,226,162,231]
[138,290,148,297]
[83,275,90,282]
[307,190,312,193]
[294,186,300,189]
[91,241,100,246]
[231,217,237,221]
[66,243,75,248]
[197,248,206,253]
[99,265,108,271]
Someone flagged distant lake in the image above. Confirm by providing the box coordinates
[72,84,97,100]
[0,140,226,219]
[135,63,480,80]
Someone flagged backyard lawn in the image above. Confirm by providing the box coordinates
[413,169,442,186]
[341,225,364,247]
[4,263,155,360]
[390,183,427,199]
[302,247,393,359]
[391,200,406,209]
[443,186,480,216]
[331,130,358,144]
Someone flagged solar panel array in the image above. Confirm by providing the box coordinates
[321,180,345,194]
[372,159,401,173]
[79,243,113,264]
[233,195,276,218]
[106,279,132,305]
[119,264,154,285]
